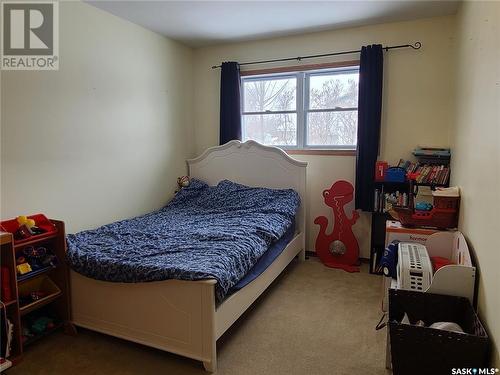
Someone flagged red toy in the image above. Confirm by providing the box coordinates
[314,180,360,272]
[1,267,12,302]
[375,161,388,181]
[430,256,453,272]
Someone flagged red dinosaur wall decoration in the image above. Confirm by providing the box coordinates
[314,180,360,272]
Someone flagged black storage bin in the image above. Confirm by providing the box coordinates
[389,289,489,375]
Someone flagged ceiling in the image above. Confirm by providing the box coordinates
[87,1,459,48]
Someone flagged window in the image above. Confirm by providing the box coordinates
[241,65,359,150]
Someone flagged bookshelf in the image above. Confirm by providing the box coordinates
[0,220,75,367]
[370,180,410,274]
[369,179,450,274]
[370,148,452,274]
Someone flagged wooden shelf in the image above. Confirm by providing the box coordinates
[0,300,18,308]
[374,180,407,185]
[23,321,64,347]
[17,264,57,284]
[13,233,58,249]
[20,291,62,316]
[373,180,449,188]
[0,219,74,367]
[1,232,13,245]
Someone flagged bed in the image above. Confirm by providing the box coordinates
[69,140,307,372]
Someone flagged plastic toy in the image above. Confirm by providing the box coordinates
[21,326,35,343]
[17,216,35,228]
[176,176,190,193]
[29,291,47,301]
[178,176,190,187]
[14,225,32,240]
[16,263,32,275]
[416,202,433,211]
[31,317,54,334]
[430,256,453,272]
[15,216,45,237]
[379,240,400,278]
[17,246,57,274]
[40,254,57,268]
[23,246,47,267]
[314,180,360,272]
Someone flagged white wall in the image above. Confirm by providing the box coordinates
[192,16,456,256]
[451,1,500,366]
[0,1,194,233]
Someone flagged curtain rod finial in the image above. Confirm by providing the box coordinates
[413,41,422,49]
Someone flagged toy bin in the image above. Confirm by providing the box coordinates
[18,276,62,315]
[385,167,406,183]
[0,214,57,245]
[382,228,476,312]
[389,289,489,375]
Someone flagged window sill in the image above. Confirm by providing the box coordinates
[285,149,356,156]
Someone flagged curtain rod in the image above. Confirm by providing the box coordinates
[211,41,421,69]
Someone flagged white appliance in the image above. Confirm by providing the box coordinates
[397,242,433,292]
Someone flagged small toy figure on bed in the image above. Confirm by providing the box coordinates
[175,176,190,193]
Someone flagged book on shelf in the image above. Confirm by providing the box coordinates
[413,147,451,158]
[373,188,408,213]
[397,159,450,186]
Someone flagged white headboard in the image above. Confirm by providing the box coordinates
[187,140,307,239]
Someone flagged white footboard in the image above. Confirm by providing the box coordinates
[71,272,217,370]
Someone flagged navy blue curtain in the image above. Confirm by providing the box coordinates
[355,45,384,212]
[219,62,242,145]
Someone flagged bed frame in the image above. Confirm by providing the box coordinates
[70,140,307,372]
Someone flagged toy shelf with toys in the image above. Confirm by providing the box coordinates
[0,217,75,368]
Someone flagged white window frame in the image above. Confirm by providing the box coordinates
[241,65,359,150]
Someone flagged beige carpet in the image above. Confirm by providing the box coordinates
[9,258,390,375]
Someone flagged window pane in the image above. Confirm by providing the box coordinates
[307,111,357,146]
[309,72,359,110]
[243,113,297,146]
[243,77,296,112]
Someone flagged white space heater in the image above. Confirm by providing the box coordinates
[397,243,433,292]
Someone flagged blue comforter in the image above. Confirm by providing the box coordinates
[66,179,300,302]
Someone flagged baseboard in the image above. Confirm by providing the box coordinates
[305,250,370,263]
[305,250,317,258]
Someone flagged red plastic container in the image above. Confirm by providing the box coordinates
[1,266,13,302]
[0,214,57,245]
[375,161,389,181]
[393,206,459,229]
